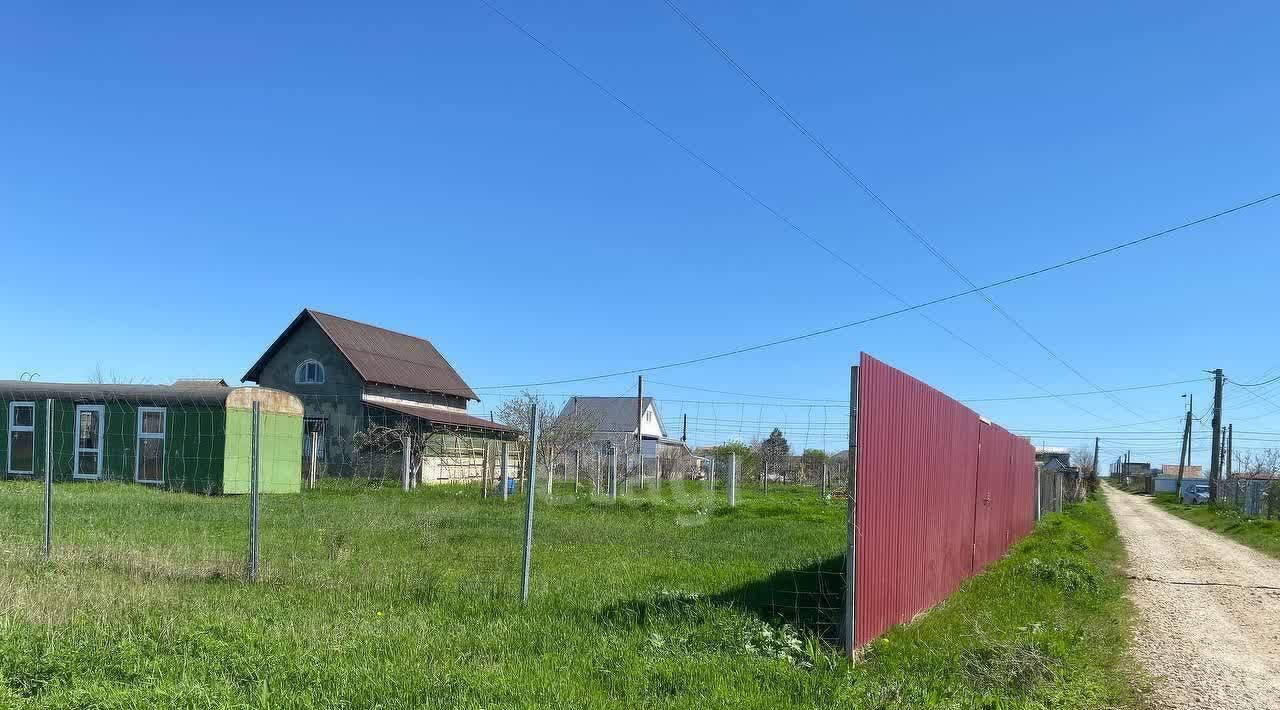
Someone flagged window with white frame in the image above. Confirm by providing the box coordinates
[7,402,35,474]
[296,359,325,384]
[136,407,166,483]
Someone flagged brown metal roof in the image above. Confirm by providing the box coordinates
[242,309,479,401]
[364,398,516,438]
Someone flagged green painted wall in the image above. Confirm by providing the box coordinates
[222,407,302,494]
[0,397,306,495]
[2,398,226,493]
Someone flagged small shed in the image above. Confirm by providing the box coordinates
[1,381,303,494]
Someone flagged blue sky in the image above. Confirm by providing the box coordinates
[3,1,1278,465]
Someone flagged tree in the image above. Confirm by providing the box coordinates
[758,428,790,480]
[352,418,482,486]
[1234,447,1280,477]
[1069,443,1097,475]
[496,392,602,494]
[709,440,758,481]
[87,364,147,384]
[801,449,828,485]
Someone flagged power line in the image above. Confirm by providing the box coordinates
[475,1,1280,402]
[660,0,1147,419]
[473,184,1277,390]
[962,377,1207,403]
[477,0,1111,421]
[647,379,846,403]
[1229,372,1280,388]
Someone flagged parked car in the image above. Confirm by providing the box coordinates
[1182,484,1210,505]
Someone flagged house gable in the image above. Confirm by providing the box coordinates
[250,317,364,398]
[243,309,479,402]
[562,396,667,438]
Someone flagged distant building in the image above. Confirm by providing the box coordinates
[559,396,691,466]
[172,378,229,388]
[1035,447,1070,468]
[1160,464,1203,478]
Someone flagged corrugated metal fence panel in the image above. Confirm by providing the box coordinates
[854,353,1034,648]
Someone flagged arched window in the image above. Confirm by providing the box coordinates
[296,359,325,384]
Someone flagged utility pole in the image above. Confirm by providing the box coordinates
[636,375,644,492]
[1092,437,1099,480]
[1175,404,1191,498]
[1209,369,1224,503]
[1226,423,1233,479]
[681,413,687,443]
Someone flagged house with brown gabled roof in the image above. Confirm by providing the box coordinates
[242,309,515,483]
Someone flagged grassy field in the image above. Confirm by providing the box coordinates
[1151,492,1280,560]
[0,480,1133,708]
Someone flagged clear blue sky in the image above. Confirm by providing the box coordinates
[3,1,1278,465]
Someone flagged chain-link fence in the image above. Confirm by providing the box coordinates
[1219,477,1280,518]
[1,382,850,653]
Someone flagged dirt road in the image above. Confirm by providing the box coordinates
[1104,487,1280,709]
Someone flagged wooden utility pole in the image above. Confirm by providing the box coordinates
[1092,437,1099,478]
[1209,369,1224,503]
[1175,407,1192,498]
[1226,424,1233,479]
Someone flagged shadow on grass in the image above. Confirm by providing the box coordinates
[598,554,847,644]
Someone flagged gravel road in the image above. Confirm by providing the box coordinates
[1104,486,1280,709]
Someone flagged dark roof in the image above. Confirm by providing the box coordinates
[561,396,657,433]
[364,398,516,438]
[172,378,229,388]
[242,309,479,401]
[0,380,235,406]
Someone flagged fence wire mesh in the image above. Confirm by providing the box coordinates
[1,383,851,650]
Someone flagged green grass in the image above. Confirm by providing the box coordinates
[0,480,1134,708]
[1150,492,1280,560]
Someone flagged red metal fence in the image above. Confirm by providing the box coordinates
[851,353,1035,649]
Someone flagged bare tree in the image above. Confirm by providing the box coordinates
[352,418,488,486]
[496,392,602,494]
[1233,447,1280,477]
[1070,443,1097,475]
[87,364,147,384]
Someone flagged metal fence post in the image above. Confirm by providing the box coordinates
[500,441,510,501]
[727,452,737,508]
[401,435,411,493]
[845,364,860,661]
[308,430,318,490]
[520,403,539,604]
[43,398,53,561]
[248,400,260,583]
[1035,469,1042,521]
[608,450,618,501]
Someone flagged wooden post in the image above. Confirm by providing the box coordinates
[482,441,490,498]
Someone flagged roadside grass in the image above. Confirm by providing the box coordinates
[1151,492,1280,560]
[0,481,1134,708]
